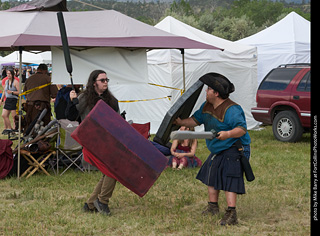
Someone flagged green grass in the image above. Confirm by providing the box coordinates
[0,99,311,235]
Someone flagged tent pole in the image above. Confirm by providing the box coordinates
[17,46,23,179]
[180,49,185,94]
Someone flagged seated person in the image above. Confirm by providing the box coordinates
[168,126,202,170]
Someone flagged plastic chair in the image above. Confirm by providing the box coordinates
[55,119,84,175]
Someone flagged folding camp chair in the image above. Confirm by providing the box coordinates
[131,122,151,139]
[16,130,58,179]
[55,119,84,175]
[20,149,56,179]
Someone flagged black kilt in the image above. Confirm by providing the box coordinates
[4,97,18,111]
[196,146,245,194]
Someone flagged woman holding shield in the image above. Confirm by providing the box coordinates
[66,69,119,216]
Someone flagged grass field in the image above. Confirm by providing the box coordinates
[0,99,311,235]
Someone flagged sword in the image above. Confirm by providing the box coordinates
[170,129,219,140]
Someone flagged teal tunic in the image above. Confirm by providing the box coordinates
[192,99,251,155]
[193,98,251,194]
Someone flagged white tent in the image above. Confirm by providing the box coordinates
[237,12,310,84]
[147,16,259,130]
[52,46,172,133]
[1,51,51,65]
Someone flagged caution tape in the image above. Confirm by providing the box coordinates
[119,96,171,103]
[19,82,52,97]
[148,83,185,95]
[16,82,53,114]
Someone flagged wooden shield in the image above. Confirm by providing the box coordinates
[153,80,204,146]
[71,100,168,197]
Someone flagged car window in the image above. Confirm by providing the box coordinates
[297,71,311,92]
[259,68,301,90]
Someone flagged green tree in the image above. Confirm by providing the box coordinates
[230,0,284,27]
[198,11,217,34]
[169,0,194,16]
[0,1,11,10]
[212,15,257,41]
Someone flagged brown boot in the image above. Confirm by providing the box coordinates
[201,202,219,216]
[220,208,238,226]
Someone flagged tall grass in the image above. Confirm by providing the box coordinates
[0,107,311,236]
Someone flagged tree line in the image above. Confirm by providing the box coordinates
[70,0,310,41]
[163,0,310,41]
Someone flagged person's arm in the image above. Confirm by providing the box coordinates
[189,139,198,157]
[0,94,4,105]
[0,84,7,105]
[175,139,198,158]
[217,127,246,141]
[173,117,198,128]
[11,80,19,96]
[49,84,58,99]
[217,105,247,141]
[170,139,179,156]
[7,90,18,96]
[65,90,80,121]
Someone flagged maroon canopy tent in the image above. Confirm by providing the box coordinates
[5,0,67,12]
[0,10,222,51]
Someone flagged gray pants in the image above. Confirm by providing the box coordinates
[87,174,117,210]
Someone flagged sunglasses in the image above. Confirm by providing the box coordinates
[96,78,109,83]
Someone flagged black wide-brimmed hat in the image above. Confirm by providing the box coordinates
[199,73,235,99]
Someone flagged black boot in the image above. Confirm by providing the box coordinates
[201,202,219,216]
[220,208,238,226]
[82,202,98,213]
[94,199,111,216]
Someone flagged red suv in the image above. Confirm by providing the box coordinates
[251,64,311,142]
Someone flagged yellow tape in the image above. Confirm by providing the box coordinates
[119,96,171,103]
[16,82,52,114]
[148,83,185,95]
[19,82,52,97]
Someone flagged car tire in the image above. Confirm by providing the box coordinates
[272,110,304,142]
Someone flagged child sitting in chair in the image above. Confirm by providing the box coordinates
[169,126,202,170]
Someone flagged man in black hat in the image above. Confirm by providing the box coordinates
[174,73,251,226]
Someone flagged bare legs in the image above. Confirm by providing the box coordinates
[2,108,13,130]
[208,186,236,207]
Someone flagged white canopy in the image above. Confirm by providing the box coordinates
[1,51,51,65]
[147,16,259,130]
[51,47,172,133]
[237,12,310,84]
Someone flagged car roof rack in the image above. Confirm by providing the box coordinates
[278,63,311,68]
